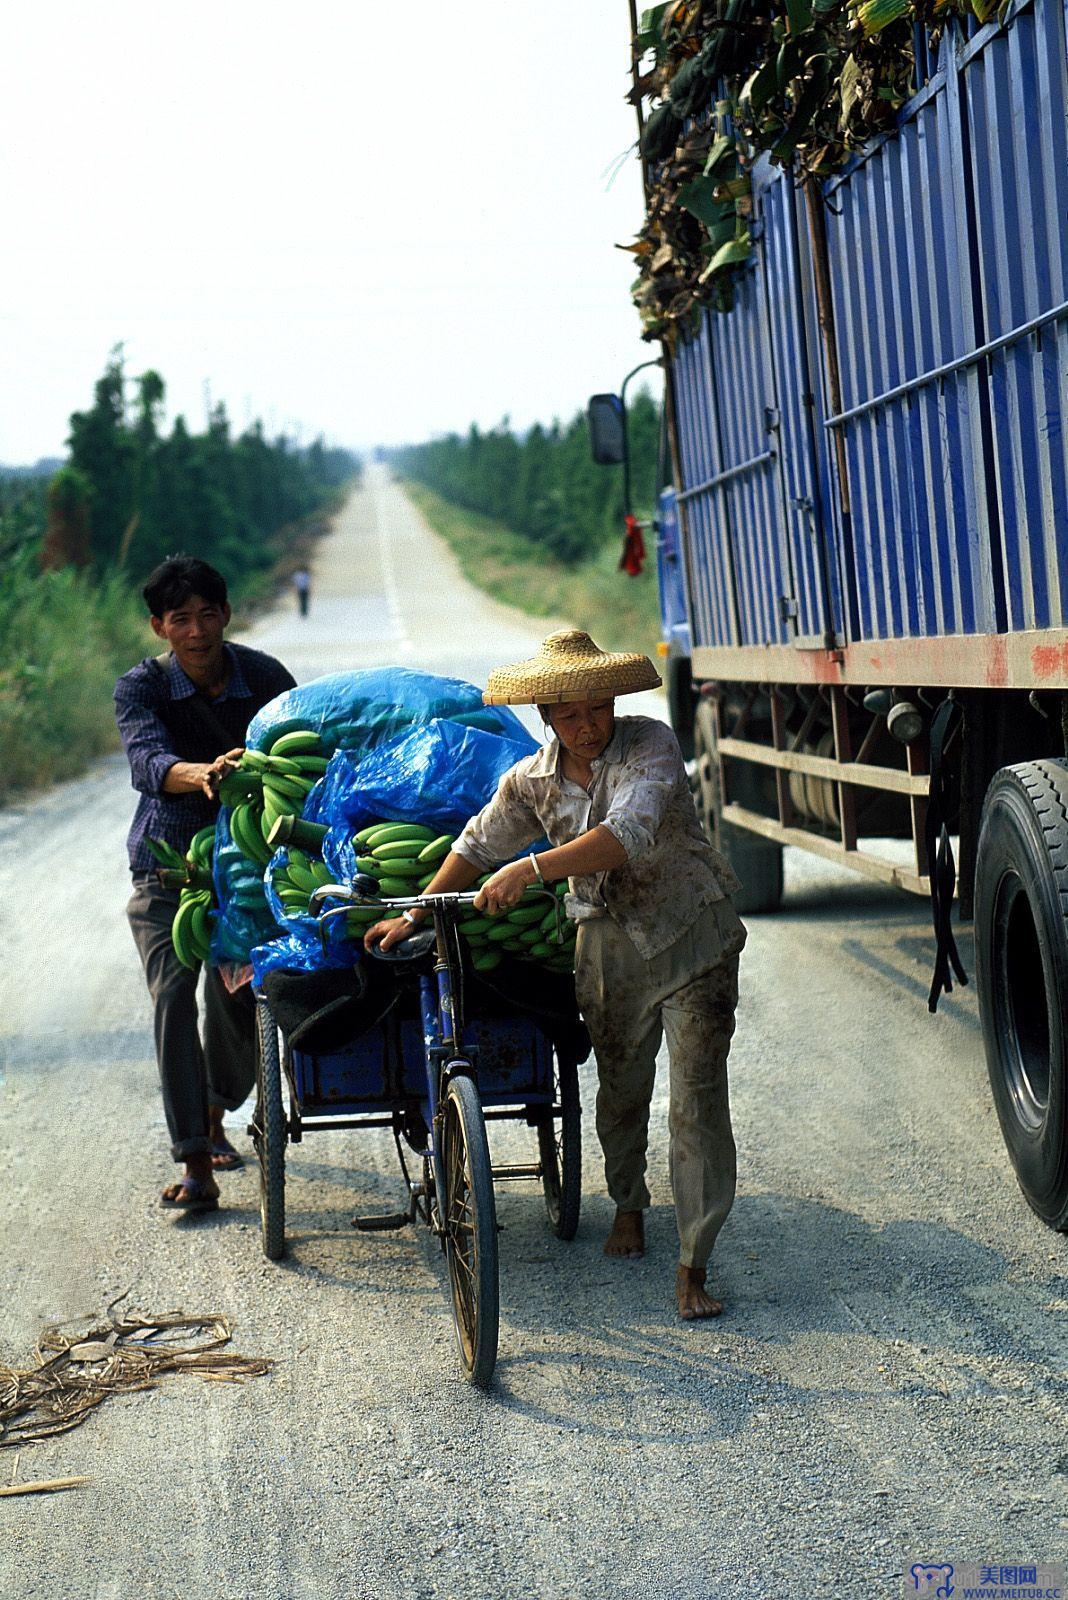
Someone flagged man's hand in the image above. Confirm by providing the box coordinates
[474,858,536,915]
[364,916,417,953]
[201,747,245,800]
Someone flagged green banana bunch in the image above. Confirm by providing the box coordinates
[344,818,577,973]
[171,883,215,969]
[342,819,446,938]
[146,829,219,969]
[462,881,576,973]
[352,821,449,897]
[145,836,186,872]
[219,727,330,867]
[265,815,329,853]
[147,828,214,881]
[268,848,334,920]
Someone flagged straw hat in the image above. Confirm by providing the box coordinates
[483,629,662,706]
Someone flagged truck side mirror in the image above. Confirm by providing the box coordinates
[587,393,626,466]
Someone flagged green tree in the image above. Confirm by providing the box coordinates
[67,349,135,566]
[64,356,358,592]
[41,466,93,570]
[396,392,661,566]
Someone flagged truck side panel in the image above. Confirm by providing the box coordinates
[964,0,1068,631]
[675,268,798,649]
[758,162,845,647]
[673,324,738,648]
[824,35,1001,641]
[668,0,1068,666]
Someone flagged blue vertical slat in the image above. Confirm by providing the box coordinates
[697,311,741,646]
[759,164,839,644]
[891,122,936,637]
[938,39,996,636]
[964,0,1068,630]
[705,270,791,647]
[673,321,738,648]
[821,24,1000,642]
[673,336,714,646]
[793,173,855,640]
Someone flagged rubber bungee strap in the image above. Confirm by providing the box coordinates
[926,697,968,1013]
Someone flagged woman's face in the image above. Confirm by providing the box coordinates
[547,698,615,762]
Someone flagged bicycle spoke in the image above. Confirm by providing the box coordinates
[456,1273,475,1339]
[451,1246,476,1284]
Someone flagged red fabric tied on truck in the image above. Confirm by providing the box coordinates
[619,514,646,578]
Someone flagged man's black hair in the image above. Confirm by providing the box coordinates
[142,555,228,618]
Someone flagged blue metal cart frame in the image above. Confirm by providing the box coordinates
[250,884,581,1387]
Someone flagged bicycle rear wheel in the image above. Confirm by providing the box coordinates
[253,997,287,1261]
[441,1073,499,1386]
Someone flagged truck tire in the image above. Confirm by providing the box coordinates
[974,760,1068,1229]
[693,699,784,915]
[666,655,695,762]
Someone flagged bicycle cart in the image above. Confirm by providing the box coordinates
[249,881,584,1387]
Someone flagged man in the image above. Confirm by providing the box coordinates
[114,555,295,1212]
[366,629,746,1319]
[293,567,311,617]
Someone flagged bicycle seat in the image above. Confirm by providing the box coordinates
[367,929,437,965]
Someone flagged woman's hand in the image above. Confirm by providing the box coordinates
[363,916,416,953]
[474,859,535,915]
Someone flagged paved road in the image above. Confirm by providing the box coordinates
[1,470,1066,1599]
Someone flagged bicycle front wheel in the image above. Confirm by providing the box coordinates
[441,1073,499,1387]
[538,1049,582,1241]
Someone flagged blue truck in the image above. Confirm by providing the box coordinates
[591,0,1068,1228]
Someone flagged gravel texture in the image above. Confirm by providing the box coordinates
[1,468,1066,1598]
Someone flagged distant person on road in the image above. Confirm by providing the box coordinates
[293,567,311,617]
[365,629,746,1320]
[114,556,295,1213]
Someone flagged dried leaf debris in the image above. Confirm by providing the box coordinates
[628,0,1008,340]
[0,1311,272,1449]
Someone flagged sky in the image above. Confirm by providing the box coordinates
[1,1,659,464]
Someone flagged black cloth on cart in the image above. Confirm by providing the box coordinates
[262,963,392,1056]
[462,961,590,1065]
[262,950,590,1064]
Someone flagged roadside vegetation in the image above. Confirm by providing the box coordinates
[0,352,357,804]
[405,484,662,661]
[396,394,662,654]
[0,541,149,796]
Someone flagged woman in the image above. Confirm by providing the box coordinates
[366,630,746,1319]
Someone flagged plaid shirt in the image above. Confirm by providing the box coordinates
[454,715,743,961]
[114,642,294,873]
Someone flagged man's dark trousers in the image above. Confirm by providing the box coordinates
[127,874,256,1161]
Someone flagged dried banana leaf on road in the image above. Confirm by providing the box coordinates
[0,1312,272,1448]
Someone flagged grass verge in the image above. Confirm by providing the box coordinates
[0,554,152,802]
[0,493,350,806]
[404,483,662,659]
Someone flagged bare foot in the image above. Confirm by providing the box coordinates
[676,1265,723,1320]
[604,1209,645,1259]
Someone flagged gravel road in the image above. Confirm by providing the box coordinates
[1,468,1066,1599]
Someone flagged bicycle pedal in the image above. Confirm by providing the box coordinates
[351,1212,411,1232]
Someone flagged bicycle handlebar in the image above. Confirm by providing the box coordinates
[309,882,559,914]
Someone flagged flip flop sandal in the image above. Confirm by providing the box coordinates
[211,1141,244,1171]
[160,1177,219,1213]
